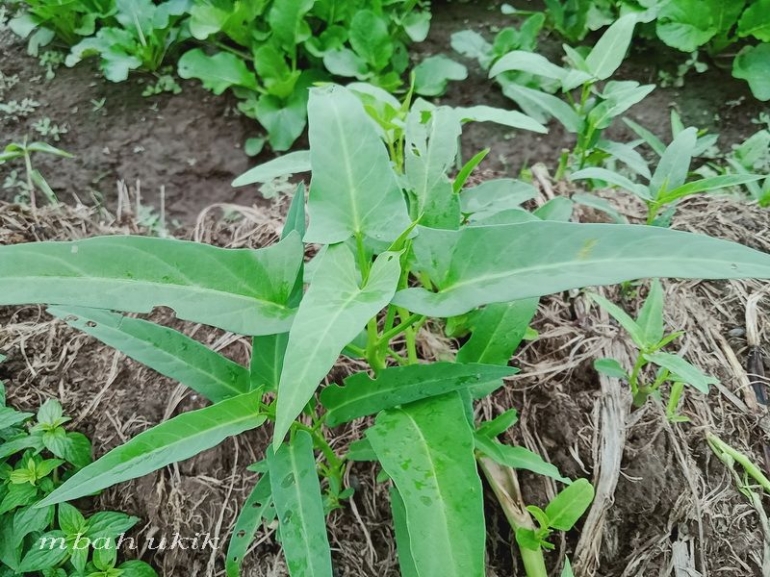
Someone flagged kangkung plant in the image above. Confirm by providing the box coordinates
[4,85,770,576]
[0,370,157,577]
[451,12,545,74]
[591,280,717,420]
[489,14,655,175]
[571,125,764,226]
[723,127,770,207]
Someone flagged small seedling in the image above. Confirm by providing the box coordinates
[141,71,182,97]
[0,70,19,98]
[723,128,770,206]
[518,480,595,554]
[32,117,68,141]
[90,97,106,111]
[0,98,40,121]
[572,126,763,225]
[657,51,708,88]
[592,280,717,418]
[0,367,157,577]
[39,49,65,80]
[0,138,73,209]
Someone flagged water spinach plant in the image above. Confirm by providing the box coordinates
[4,86,770,576]
[490,14,654,175]
[571,125,764,225]
[592,280,717,421]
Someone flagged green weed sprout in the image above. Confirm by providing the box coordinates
[0,138,72,211]
[592,280,716,419]
[0,373,156,577]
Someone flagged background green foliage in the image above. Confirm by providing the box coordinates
[8,0,431,151]
[539,0,770,100]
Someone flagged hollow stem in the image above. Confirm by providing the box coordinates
[478,456,548,577]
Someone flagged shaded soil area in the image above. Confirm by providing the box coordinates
[1,1,768,224]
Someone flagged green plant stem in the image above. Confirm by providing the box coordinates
[296,422,344,472]
[707,433,770,493]
[628,354,647,398]
[646,201,661,225]
[666,380,685,419]
[366,317,385,374]
[387,348,409,365]
[355,232,371,280]
[345,344,367,358]
[23,148,36,212]
[478,456,548,577]
[211,40,254,63]
[378,313,423,344]
[405,328,418,364]
[382,305,397,335]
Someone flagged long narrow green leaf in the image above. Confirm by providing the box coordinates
[232,151,310,187]
[250,333,288,392]
[589,293,646,348]
[368,393,485,577]
[454,148,490,193]
[571,193,629,224]
[305,85,410,244]
[597,140,651,179]
[643,352,717,393]
[460,179,538,219]
[0,235,304,335]
[489,51,566,81]
[274,246,401,446]
[474,434,570,483]
[545,479,594,531]
[392,222,770,318]
[320,363,517,426]
[585,13,637,80]
[48,306,249,403]
[225,472,273,577]
[390,486,420,577]
[570,167,650,198]
[268,431,332,577]
[500,82,582,132]
[622,117,666,156]
[406,102,461,200]
[649,127,697,197]
[39,390,266,506]
[635,280,665,346]
[405,103,462,228]
[455,105,548,133]
[457,298,539,365]
[659,173,765,204]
